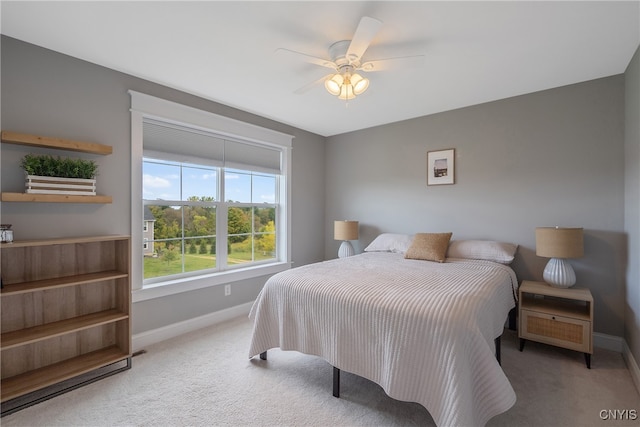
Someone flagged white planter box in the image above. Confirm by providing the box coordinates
[25,175,97,196]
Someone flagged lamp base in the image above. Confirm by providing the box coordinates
[338,241,355,258]
[543,258,576,288]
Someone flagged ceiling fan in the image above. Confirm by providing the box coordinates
[277,16,425,100]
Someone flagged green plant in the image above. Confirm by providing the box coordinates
[20,154,98,179]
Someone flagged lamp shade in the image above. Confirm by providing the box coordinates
[334,220,359,241]
[536,227,584,258]
[351,73,369,95]
[325,74,343,96]
[338,84,355,100]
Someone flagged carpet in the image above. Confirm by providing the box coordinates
[2,315,639,426]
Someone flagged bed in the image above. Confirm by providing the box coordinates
[248,234,519,427]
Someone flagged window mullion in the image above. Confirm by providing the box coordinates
[251,206,255,262]
[180,164,186,274]
[218,203,228,270]
[217,168,228,270]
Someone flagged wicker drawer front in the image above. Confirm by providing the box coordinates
[521,309,591,353]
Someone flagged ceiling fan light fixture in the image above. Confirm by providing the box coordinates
[325,69,368,100]
[325,74,343,96]
[338,84,355,100]
[351,73,369,95]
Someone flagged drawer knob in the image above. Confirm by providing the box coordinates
[552,316,556,320]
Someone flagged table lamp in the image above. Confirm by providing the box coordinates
[334,220,359,258]
[535,226,584,288]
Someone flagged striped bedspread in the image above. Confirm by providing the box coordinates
[248,252,518,426]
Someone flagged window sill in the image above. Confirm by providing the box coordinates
[132,261,291,303]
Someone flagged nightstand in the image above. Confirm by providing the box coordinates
[518,280,593,368]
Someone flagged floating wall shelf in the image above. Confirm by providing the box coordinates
[1,130,113,204]
[0,192,112,204]
[1,130,112,155]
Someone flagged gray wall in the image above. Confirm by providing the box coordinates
[325,76,626,337]
[625,46,640,364]
[0,36,326,334]
[1,35,636,345]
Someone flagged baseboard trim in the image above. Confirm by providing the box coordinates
[132,302,253,352]
[622,340,640,395]
[593,332,624,352]
[593,333,639,395]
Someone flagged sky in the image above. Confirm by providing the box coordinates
[143,159,276,203]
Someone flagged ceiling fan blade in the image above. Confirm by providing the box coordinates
[346,16,383,63]
[358,55,426,72]
[275,48,337,70]
[294,74,333,94]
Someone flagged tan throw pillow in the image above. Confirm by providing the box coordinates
[404,232,453,263]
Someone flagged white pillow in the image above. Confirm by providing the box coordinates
[364,233,414,254]
[446,240,518,264]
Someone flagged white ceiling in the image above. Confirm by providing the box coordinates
[1,1,639,137]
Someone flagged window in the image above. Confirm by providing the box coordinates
[130,91,292,300]
[142,156,279,283]
[143,157,219,281]
[224,169,278,266]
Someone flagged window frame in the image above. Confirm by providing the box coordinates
[130,91,293,302]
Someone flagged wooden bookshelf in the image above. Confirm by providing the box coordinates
[1,346,128,402]
[1,310,129,349]
[0,236,131,406]
[0,271,128,295]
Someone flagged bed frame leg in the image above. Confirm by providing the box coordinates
[508,307,517,331]
[333,366,340,398]
[260,351,267,360]
[495,336,501,365]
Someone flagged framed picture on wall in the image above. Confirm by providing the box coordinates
[427,148,455,185]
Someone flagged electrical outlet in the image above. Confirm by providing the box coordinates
[224,284,231,296]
